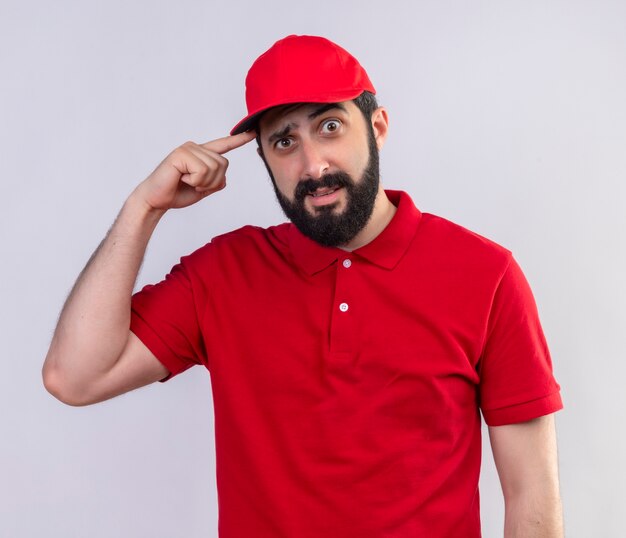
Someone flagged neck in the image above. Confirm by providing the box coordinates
[339,186,396,251]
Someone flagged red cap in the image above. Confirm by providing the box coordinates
[230,35,376,135]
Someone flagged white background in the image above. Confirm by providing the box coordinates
[1,0,625,536]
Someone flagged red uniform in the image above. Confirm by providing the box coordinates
[131,190,562,537]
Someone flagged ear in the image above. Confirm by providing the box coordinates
[370,107,389,150]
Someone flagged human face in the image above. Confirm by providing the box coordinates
[258,101,380,247]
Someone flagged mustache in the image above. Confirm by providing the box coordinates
[294,172,354,202]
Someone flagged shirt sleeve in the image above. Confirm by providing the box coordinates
[478,256,563,426]
[130,257,208,381]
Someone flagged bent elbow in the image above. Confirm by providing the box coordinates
[42,360,93,407]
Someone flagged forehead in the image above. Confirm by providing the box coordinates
[259,100,357,134]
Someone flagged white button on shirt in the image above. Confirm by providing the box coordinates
[342,259,352,268]
[339,303,349,312]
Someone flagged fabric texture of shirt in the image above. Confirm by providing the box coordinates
[130,190,562,537]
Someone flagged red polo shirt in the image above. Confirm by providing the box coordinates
[131,190,562,537]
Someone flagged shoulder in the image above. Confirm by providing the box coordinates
[390,190,512,270]
[211,223,290,247]
[422,212,510,255]
[417,212,512,272]
[180,223,292,270]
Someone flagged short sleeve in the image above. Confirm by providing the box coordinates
[478,256,563,426]
[130,258,208,380]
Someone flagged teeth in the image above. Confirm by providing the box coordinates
[311,188,337,197]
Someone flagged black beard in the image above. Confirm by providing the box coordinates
[266,129,380,248]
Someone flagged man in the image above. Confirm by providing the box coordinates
[43,35,563,536]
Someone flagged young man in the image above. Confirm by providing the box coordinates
[43,35,563,536]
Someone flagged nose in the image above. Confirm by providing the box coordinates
[300,140,329,180]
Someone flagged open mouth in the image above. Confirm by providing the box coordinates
[306,186,343,208]
[308,187,340,198]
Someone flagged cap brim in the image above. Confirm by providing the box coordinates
[230,111,264,136]
[229,88,372,135]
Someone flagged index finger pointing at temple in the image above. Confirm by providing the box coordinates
[201,130,257,155]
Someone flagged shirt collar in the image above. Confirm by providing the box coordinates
[288,190,422,275]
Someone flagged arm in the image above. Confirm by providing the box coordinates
[42,131,256,406]
[488,414,563,537]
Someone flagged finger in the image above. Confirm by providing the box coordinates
[201,130,257,155]
[185,143,229,173]
[183,145,229,189]
[169,149,216,188]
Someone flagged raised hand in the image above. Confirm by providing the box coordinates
[135,130,257,211]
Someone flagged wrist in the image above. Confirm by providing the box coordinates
[125,188,167,225]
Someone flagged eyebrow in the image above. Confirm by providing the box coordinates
[307,102,347,119]
[268,122,298,145]
[267,103,349,145]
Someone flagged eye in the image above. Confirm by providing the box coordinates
[274,137,294,150]
[321,119,341,134]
